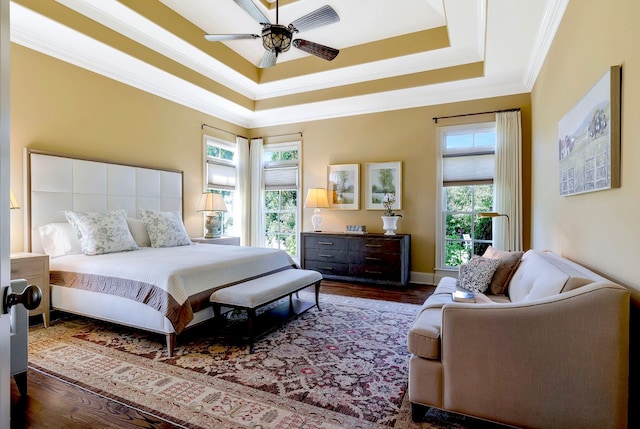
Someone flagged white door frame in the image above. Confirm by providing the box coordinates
[1,0,13,426]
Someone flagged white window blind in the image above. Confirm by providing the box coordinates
[264,165,298,190]
[442,153,494,186]
[442,126,496,186]
[207,162,236,190]
[205,137,236,191]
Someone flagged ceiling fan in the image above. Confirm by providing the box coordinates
[204,0,340,68]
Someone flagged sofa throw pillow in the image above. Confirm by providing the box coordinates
[138,209,192,248]
[482,246,525,295]
[63,209,139,256]
[458,256,501,294]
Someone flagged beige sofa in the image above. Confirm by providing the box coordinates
[407,249,630,429]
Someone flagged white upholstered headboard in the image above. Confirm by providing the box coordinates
[26,149,184,253]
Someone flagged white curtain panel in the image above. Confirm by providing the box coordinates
[249,138,264,247]
[236,136,250,246]
[495,111,523,251]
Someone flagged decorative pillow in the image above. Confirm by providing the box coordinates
[38,222,83,258]
[138,209,192,248]
[458,257,501,294]
[63,209,139,256]
[482,246,525,295]
[127,217,151,247]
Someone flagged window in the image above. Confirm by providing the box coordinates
[204,136,237,236]
[262,142,300,257]
[437,123,496,269]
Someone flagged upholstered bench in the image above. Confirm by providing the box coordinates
[210,268,322,352]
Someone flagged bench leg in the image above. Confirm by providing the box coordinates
[247,308,256,353]
[314,280,322,311]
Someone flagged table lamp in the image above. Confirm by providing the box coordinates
[304,188,329,232]
[197,192,227,238]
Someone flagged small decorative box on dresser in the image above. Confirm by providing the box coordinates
[301,232,411,286]
[10,253,50,327]
[192,236,241,246]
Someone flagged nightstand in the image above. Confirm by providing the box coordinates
[10,253,50,327]
[192,236,241,246]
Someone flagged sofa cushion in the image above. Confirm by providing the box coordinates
[508,250,595,302]
[482,246,525,295]
[458,257,501,294]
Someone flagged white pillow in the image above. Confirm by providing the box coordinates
[127,217,151,247]
[138,208,192,248]
[63,209,139,256]
[38,222,83,258]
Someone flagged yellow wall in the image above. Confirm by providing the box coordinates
[9,44,247,251]
[253,97,532,275]
[10,44,531,277]
[531,0,640,299]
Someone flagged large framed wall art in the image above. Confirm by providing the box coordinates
[327,164,359,209]
[558,65,621,196]
[365,161,402,210]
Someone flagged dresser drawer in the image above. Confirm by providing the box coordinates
[349,237,401,254]
[304,247,348,262]
[303,235,349,251]
[303,260,349,277]
[349,262,401,280]
[348,251,399,266]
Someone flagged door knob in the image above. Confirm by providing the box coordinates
[2,284,42,313]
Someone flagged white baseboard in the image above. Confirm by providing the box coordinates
[409,271,435,285]
[410,270,458,286]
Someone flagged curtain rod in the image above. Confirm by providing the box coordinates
[432,107,521,124]
[201,123,247,140]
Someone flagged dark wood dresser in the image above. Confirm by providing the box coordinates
[300,232,411,286]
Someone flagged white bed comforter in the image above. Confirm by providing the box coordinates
[49,244,297,333]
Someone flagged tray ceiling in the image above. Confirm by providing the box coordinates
[9,0,568,128]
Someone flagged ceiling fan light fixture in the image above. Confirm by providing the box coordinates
[261,24,292,53]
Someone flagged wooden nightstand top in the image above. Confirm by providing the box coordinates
[192,236,241,246]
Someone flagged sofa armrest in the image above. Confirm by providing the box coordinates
[440,282,629,429]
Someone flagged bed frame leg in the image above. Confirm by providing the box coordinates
[166,333,176,357]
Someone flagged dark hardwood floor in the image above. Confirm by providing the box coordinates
[10,280,434,429]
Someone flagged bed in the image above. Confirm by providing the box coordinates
[26,149,297,355]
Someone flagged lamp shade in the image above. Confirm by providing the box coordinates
[304,188,329,209]
[10,190,19,210]
[197,192,227,212]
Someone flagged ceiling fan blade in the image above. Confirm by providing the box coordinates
[292,39,339,61]
[289,5,339,33]
[233,0,271,24]
[204,34,260,42]
[259,50,277,68]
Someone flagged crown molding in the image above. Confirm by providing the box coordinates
[522,0,569,90]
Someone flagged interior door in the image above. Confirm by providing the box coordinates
[1,0,12,426]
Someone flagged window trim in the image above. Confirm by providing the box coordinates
[262,141,302,259]
[436,122,496,270]
[203,135,237,237]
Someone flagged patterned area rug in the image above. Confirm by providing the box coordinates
[28,292,501,429]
